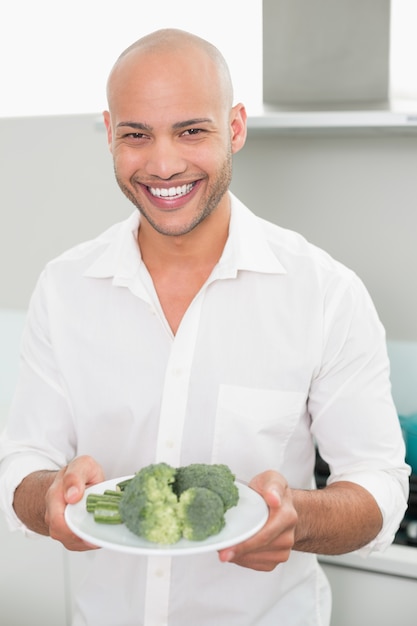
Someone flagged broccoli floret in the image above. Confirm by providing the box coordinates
[119,462,182,544]
[174,463,239,511]
[118,462,239,544]
[178,487,226,541]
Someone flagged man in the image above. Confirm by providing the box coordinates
[0,29,409,625]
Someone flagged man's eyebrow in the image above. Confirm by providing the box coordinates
[116,118,214,132]
[116,121,152,131]
[172,118,214,129]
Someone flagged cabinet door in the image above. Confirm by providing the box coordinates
[322,562,417,626]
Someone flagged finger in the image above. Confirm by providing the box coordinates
[218,500,274,563]
[219,476,292,565]
[250,472,287,507]
[262,485,283,509]
[46,466,103,551]
[63,455,105,503]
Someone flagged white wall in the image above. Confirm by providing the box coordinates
[0,114,131,309]
[0,1,262,118]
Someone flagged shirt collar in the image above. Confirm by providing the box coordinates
[83,211,142,284]
[83,193,286,283]
[215,193,286,279]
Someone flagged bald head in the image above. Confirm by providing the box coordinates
[107,29,234,110]
[102,28,247,238]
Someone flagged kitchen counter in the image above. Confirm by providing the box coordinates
[320,542,417,579]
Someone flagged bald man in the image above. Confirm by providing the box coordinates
[0,29,408,625]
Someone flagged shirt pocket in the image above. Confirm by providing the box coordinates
[212,385,306,481]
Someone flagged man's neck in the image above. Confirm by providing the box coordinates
[137,201,231,273]
[137,202,231,334]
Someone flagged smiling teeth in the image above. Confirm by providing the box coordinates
[149,183,194,198]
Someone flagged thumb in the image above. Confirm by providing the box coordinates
[263,485,282,510]
[250,471,286,510]
[63,455,105,503]
[65,484,82,503]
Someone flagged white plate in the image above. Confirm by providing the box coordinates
[65,476,269,556]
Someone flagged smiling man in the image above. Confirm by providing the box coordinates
[0,29,409,626]
[105,32,238,239]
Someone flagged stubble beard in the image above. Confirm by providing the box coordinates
[114,150,233,237]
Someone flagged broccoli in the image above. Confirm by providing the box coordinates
[173,463,239,511]
[178,487,225,541]
[119,462,182,544]
[116,461,239,544]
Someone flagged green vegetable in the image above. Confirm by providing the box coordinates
[178,487,225,540]
[92,498,123,524]
[119,463,183,544]
[86,462,240,544]
[173,463,239,511]
[103,489,124,498]
[115,477,133,492]
[86,492,122,513]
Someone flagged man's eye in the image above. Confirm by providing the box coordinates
[125,132,146,139]
[183,128,203,136]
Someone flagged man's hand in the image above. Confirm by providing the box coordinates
[14,455,105,551]
[218,470,298,571]
[218,470,383,571]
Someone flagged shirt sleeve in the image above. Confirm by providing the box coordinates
[309,271,410,554]
[0,270,77,533]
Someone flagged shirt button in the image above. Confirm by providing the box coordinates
[154,568,165,578]
[172,367,182,377]
[166,439,175,449]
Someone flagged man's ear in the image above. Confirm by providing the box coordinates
[230,103,247,155]
[103,111,113,153]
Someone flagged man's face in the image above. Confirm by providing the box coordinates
[104,47,245,238]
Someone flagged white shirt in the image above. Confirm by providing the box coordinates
[0,194,409,625]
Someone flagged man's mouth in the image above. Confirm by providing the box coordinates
[148,182,195,200]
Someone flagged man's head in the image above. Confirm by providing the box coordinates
[103,29,247,238]
[107,29,234,114]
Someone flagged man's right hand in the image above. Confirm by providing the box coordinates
[14,455,105,551]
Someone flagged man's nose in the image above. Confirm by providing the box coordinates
[144,138,187,180]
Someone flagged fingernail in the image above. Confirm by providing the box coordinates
[66,486,78,500]
[270,488,282,504]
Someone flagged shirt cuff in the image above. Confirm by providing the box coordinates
[327,467,410,555]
